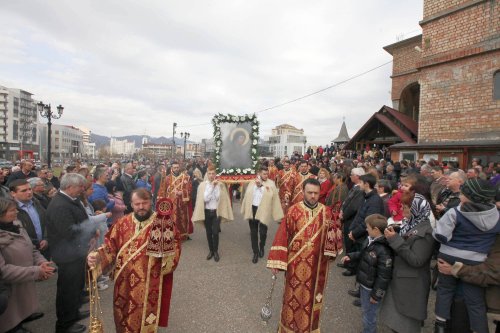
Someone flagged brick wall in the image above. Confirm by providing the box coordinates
[392,39,422,75]
[418,50,500,143]
[391,72,420,103]
[424,0,471,18]
[421,0,499,58]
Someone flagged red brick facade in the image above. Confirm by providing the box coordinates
[418,0,500,143]
[382,0,500,166]
[384,36,422,102]
[419,51,500,142]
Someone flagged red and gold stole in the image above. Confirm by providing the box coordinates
[267,202,341,333]
[166,173,190,202]
[164,173,192,237]
[268,165,279,182]
[96,212,181,333]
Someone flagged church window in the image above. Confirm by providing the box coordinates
[494,70,500,100]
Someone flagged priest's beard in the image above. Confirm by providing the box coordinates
[134,210,153,222]
[172,172,180,177]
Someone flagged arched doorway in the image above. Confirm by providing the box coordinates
[399,82,420,121]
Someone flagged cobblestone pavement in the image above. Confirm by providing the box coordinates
[25,202,435,332]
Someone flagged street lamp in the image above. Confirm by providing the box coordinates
[303,138,307,155]
[180,132,190,160]
[172,122,177,158]
[37,102,63,168]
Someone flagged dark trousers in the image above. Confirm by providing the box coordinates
[55,257,86,330]
[249,205,268,254]
[436,253,488,333]
[204,209,220,252]
[343,219,354,254]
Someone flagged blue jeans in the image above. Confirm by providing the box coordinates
[360,286,380,333]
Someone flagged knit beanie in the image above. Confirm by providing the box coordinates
[461,178,496,204]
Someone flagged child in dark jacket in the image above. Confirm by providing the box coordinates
[341,214,394,333]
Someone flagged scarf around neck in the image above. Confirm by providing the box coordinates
[0,221,20,234]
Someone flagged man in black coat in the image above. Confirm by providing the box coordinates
[10,179,50,259]
[6,160,37,186]
[120,162,136,213]
[46,173,95,333]
[349,174,385,246]
[339,167,366,275]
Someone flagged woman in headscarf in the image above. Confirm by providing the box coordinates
[378,190,436,333]
[0,197,55,333]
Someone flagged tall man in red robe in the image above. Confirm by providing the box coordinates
[87,189,181,333]
[158,161,193,240]
[267,178,343,333]
[276,160,296,220]
[289,160,316,206]
[267,159,279,183]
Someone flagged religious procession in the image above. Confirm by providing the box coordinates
[2,1,500,333]
[0,111,499,333]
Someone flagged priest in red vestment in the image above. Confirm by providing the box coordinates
[276,160,296,219]
[157,161,193,240]
[267,178,343,333]
[289,160,317,206]
[87,189,182,333]
[267,158,279,183]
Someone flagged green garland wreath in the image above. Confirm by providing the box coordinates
[212,113,259,175]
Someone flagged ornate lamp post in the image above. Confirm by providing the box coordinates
[37,102,63,168]
[180,132,190,160]
[172,122,177,158]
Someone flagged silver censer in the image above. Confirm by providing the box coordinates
[261,274,277,325]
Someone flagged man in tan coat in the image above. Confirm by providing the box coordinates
[241,167,283,263]
[192,167,233,262]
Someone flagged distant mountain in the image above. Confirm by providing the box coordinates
[90,134,192,148]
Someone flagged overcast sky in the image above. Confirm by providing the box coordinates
[0,1,423,145]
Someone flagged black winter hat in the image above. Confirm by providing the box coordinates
[461,178,496,204]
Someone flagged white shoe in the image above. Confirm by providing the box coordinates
[97,282,109,291]
[97,275,110,283]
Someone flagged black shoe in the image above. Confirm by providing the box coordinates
[434,320,448,333]
[348,289,360,298]
[206,251,214,260]
[56,323,86,333]
[336,262,346,268]
[22,312,44,323]
[214,252,220,262]
[75,310,90,321]
[80,295,89,305]
[252,254,258,264]
[352,299,361,307]
[342,270,356,276]
[259,248,264,258]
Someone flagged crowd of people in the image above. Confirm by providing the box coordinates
[0,149,498,333]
